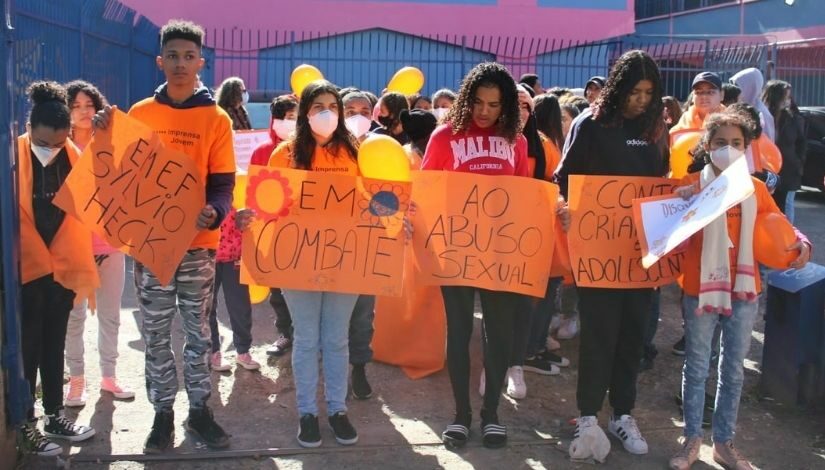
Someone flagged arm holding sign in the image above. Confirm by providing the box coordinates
[92,104,117,130]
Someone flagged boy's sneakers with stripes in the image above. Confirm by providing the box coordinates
[608,414,648,455]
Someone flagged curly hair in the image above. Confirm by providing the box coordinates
[215,76,245,110]
[290,80,359,170]
[447,62,520,143]
[160,19,204,48]
[65,80,107,112]
[27,80,70,130]
[593,50,665,143]
[725,102,761,139]
[687,110,755,173]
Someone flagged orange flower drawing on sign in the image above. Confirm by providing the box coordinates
[247,169,294,221]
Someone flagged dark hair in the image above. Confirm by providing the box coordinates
[561,103,581,122]
[270,94,298,119]
[343,91,372,108]
[688,111,755,173]
[593,50,665,142]
[447,62,521,144]
[519,73,539,88]
[546,87,571,98]
[160,19,204,48]
[762,79,791,123]
[662,96,683,129]
[726,102,761,139]
[408,94,432,109]
[27,81,70,130]
[379,92,409,129]
[215,76,245,110]
[534,94,564,149]
[721,82,741,106]
[363,91,379,108]
[290,80,358,170]
[338,87,360,100]
[431,88,456,105]
[65,80,107,112]
[523,113,546,179]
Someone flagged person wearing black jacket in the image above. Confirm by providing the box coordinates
[763,81,807,223]
[555,50,669,458]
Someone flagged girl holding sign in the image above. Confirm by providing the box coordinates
[668,111,811,470]
[421,62,529,449]
[556,50,669,457]
[16,81,98,456]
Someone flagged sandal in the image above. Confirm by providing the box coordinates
[442,424,470,449]
[481,422,507,449]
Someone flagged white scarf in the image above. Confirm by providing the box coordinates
[697,164,757,315]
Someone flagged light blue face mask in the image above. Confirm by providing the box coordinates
[242,91,249,105]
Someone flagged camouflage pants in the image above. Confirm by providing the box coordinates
[135,249,215,412]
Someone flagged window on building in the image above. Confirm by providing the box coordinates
[635,0,739,20]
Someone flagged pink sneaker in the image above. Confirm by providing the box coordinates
[211,351,232,372]
[100,377,135,400]
[236,353,261,370]
[65,376,87,407]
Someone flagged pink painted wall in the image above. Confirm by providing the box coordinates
[120,0,635,45]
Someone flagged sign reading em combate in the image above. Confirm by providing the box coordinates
[53,110,204,286]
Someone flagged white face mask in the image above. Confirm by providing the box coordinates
[272,119,296,140]
[31,144,62,167]
[242,91,250,105]
[433,107,449,121]
[710,145,744,171]
[308,110,338,139]
[345,115,372,139]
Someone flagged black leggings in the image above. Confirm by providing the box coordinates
[21,275,75,419]
[441,286,520,421]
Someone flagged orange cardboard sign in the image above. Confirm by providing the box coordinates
[240,165,409,296]
[567,175,683,288]
[411,171,557,297]
[53,110,205,286]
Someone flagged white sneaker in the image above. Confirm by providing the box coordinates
[557,316,579,340]
[506,366,526,399]
[608,414,648,455]
[478,368,486,397]
[569,416,610,463]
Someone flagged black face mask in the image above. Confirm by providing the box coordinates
[378,115,396,129]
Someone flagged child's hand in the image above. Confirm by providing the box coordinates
[235,209,256,231]
[674,183,698,200]
[556,199,571,233]
[196,204,217,230]
[788,240,811,269]
[92,105,117,130]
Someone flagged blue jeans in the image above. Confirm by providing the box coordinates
[681,296,758,442]
[785,190,796,224]
[282,289,359,416]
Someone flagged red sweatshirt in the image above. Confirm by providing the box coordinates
[249,116,282,166]
[421,122,529,176]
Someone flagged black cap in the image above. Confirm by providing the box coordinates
[585,76,605,89]
[692,71,722,90]
[400,109,437,142]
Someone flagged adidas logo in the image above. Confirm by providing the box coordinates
[626,139,649,147]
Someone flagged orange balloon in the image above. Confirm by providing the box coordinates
[233,173,248,209]
[754,212,798,270]
[248,285,270,304]
[670,131,701,179]
[757,136,782,174]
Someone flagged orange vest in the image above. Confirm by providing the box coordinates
[18,134,99,304]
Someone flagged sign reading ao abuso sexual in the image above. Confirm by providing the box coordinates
[566,175,683,288]
[53,110,204,286]
[240,165,410,296]
[411,171,558,298]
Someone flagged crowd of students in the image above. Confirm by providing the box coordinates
[13,18,814,470]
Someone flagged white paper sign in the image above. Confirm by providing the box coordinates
[633,156,755,269]
[233,129,271,173]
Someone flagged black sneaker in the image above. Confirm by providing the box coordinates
[328,412,358,445]
[143,409,175,454]
[523,355,560,375]
[18,420,62,456]
[538,350,571,367]
[297,414,322,448]
[351,364,373,399]
[184,407,229,449]
[672,336,686,356]
[675,391,714,428]
[43,409,95,442]
[266,335,293,356]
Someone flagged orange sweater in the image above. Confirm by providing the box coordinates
[18,134,99,302]
[678,171,782,296]
[670,104,726,135]
[269,141,359,175]
[537,133,562,181]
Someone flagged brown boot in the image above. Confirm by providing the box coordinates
[713,440,753,470]
[669,436,702,470]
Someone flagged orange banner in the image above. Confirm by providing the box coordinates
[411,171,557,297]
[240,166,409,296]
[567,175,683,288]
[53,110,205,286]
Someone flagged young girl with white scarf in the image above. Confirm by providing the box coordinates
[669,111,811,470]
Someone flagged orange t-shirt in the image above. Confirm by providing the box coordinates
[669,104,725,136]
[268,140,359,175]
[128,98,236,249]
[678,171,783,296]
[538,133,562,181]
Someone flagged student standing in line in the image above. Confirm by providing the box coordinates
[216,76,252,130]
[94,20,234,453]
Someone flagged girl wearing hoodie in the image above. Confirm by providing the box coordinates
[730,67,775,142]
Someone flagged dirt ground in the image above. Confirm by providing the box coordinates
[18,194,825,470]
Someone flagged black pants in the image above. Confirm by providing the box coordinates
[576,287,652,417]
[441,286,519,420]
[349,294,375,366]
[772,188,789,215]
[508,296,534,366]
[209,262,253,354]
[21,274,75,419]
[269,287,292,337]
